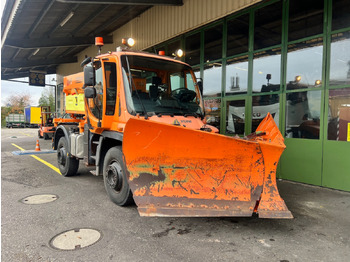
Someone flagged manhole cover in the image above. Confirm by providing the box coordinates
[50,229,102,250]
[20,194,58,204]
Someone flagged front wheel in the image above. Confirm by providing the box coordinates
[103,146,133,206]
[57,137,79,176]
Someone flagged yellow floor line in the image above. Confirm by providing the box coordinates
[20,133,32,137]
[11,143,61,175]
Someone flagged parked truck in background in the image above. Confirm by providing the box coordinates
[6,114,25,128]
[52,37,292,219]
[24,106,41,128]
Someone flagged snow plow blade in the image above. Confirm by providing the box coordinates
[123,113,292,218]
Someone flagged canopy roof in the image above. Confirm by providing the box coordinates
[1,0,182,80]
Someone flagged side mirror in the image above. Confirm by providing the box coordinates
[84,87,96,98]
[84,64,95,87]
[197,79,203,95]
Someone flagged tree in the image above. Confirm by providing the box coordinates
[8,93,32,114]
[38,87,55,112]
[1,93,32,127]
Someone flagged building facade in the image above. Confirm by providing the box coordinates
[57,0,350,191]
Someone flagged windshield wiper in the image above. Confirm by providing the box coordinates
[184,113,199,118]
[156,112,174,117]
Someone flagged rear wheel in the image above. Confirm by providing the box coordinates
[44,133,49,140]
[38,130,43,138]
[103,146,133,206]
[57,137,79,176]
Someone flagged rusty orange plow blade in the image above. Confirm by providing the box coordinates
[123,113,292,218]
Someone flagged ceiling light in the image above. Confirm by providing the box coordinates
[32,48,40,56]
[60,12,74,27]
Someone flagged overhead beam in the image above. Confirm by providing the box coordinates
[1,68,57,80]
[28,0,56,37]
[56,0,183,5]
[91,6,134,36]
[48,4,80,37]
[71,5,111,36]
[2,56,78,69]
[4,35,113,49]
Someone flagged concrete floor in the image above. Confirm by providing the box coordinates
[1,128,350,262]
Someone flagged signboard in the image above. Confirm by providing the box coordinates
[29,72,45,86]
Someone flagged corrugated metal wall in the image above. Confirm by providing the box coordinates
[57,0,261,76]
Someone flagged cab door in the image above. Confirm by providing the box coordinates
[101,60,118,130]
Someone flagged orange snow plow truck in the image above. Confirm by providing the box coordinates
[52,38,292,219]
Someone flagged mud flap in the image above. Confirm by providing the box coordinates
[122,113,292,218]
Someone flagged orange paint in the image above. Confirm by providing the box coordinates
[123,113,292,218]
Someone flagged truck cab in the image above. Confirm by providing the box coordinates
[52,46,210,206]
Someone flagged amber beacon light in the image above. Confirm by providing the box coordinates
[95,37,104,46]
[95,37,104,54]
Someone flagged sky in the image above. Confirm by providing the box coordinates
[1,77,56,106]
[0,0,56,107]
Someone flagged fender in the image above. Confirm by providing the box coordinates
[93,131,124,176]
[52,124,78,155]
[101,130,123,142]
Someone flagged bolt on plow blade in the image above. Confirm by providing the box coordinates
[123,113,292,219]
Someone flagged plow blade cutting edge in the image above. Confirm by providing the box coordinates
[122,113,293,218]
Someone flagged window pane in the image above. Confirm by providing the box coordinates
[226,99,245,135]
[253,48,281,93]
[104,62,117,115]
[204,24,223,62]
[225,55,248,94]
[254,1,282,50]
[329,32,350,86]
[185,32,201,65]
[186,72,196,92]
[286,90,321,139]
[193,67,200,79]
[286,39,323,90]
[227,14,249,57]
[288,0,323,41]
[203,63,222,97]
[328,88,350,141]
[204,98,221,132]
[332,0,350,31]
[89,62,103,119]
[252,94,280,132]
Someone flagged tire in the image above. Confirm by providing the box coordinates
[38,130,43,138]
[103,146,133,206]
[57,137,79,177]
[44,133,49,140]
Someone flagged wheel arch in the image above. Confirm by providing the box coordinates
[97,131,123,176]
[53,125,77,153]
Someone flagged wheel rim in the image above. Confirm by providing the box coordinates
[57,147,66,166]
[106,161,123,192]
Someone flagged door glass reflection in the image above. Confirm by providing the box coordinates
[287,39,323,90]
[204,98,221,132]
[329,32,350,86]
[286,90,321,139]
[203,63,222,97]
[328,88,350,141]
[226,100,245,135]
[225,55,248,94]
[253,49,281,93]
[252,95,280,132]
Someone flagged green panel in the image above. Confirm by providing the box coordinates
[279,138,322,185]
[322,141,350,191]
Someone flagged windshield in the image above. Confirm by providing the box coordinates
[121,55,203,117]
